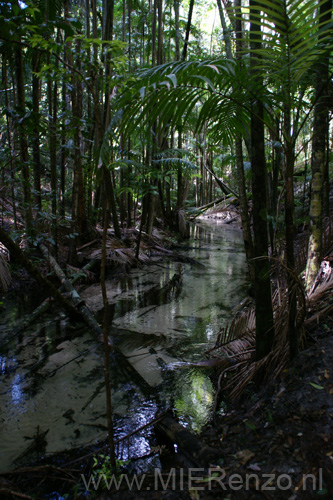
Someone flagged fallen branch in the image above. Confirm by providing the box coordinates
[0,227,81,320]
[202,162,239,198]
[39,242,103,337]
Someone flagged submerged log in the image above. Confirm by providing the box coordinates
[39,242,104,337]
[154,413,221,467]
[181,357,236,370]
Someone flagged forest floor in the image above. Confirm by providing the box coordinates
[0,203,332,500]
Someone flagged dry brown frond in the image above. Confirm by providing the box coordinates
[305,270,333,326]
[307,267,333,304]
[207,309,255,354]
[210,257,311,408]
[0,252,11,292]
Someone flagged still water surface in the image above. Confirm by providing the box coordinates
[0,220,249,472]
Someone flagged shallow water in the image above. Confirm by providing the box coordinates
[0,220,249,473]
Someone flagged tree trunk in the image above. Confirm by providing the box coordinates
[235,138,254,278]
[231,1,254,277]
[14,45,33,234]
[3,57,18,229]
[157,0,163,64]
[47,52,58,249]
[250,0,275,361]
[152,0,157,65]
[305,0,332,290]
[284,137,298,359]
[71,39,87,242]
[103,0,114,126]
[182,0,194,61]
[32,52,42,213]
[60,79,69,218]
[174,0,180,61]
[176,127,185,209]
[217,0,232,59]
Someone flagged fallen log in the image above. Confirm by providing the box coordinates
[66,258,98,286]
[154,413,221,467]
[0,227,81,320]
[39,242,103,338]
[0,259,99,348]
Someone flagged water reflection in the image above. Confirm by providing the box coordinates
[173,368,214,432]
[0,221,249,472]
[11,373,23,405]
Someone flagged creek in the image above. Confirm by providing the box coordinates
[0,220,249,473]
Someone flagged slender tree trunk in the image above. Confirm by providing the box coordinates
[14,45,33,234]
[99,0,121,238]
[236,138,254,277]
[284,131,298,359]
[269,116,282,253]
[182,0,194,61]
[85,0,94,220]
[250,0,274,361]
[174,0,180,61]
[32,52,42,213]
[234,0,254,277]
[64,0,87,247]
[323,121,330,218]
[305,0,332,290]
[47,54,58,249]
[103,0,114,127]
[3,58,18,229]
[71,39,87,242]
[157,0,163,64]
[60,79,69,217]
[217,0,232,59]
[176,127,185,209]
[128,0,132,70]
[127,139,133,227]
[152,0,157,65]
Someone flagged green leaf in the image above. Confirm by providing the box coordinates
[309,382,324,390]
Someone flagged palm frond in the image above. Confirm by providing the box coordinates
[244,0,333,84]
[209,256,313,405]
[0,253,11,293]
[118,58,251,147]
[152,158,197,170]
